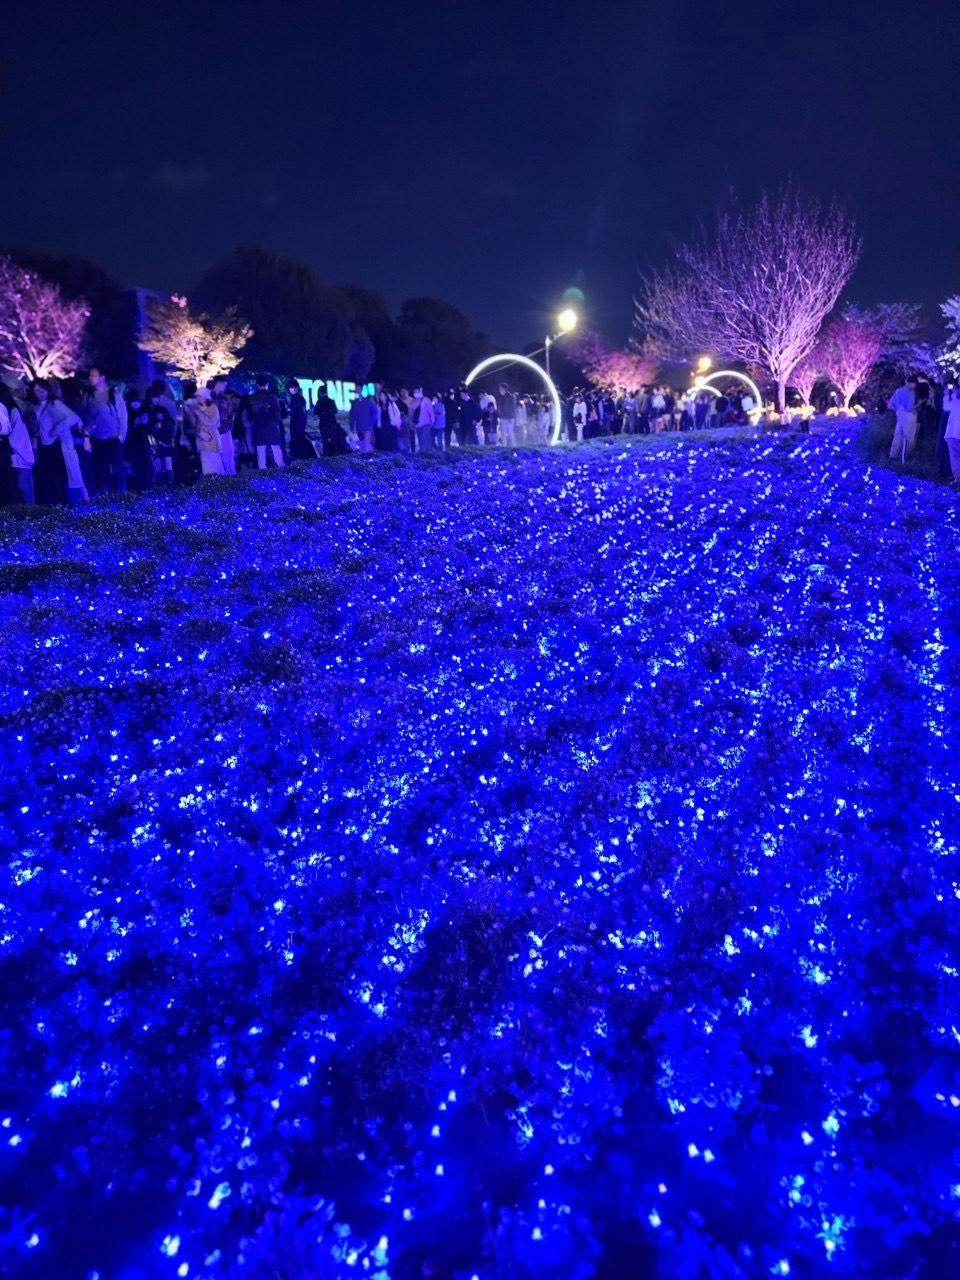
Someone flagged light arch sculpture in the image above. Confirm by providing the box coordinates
[465,354,563,446]
[696,370,764,423]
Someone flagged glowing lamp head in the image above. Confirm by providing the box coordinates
[696,355,712,373]
[557,307,578,334]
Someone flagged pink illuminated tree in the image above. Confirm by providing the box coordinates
[572,330,661,390]
[0,256,90,381]
[636,188,860,410]
[138,294,252,385]
[790,352,823,407]
[816,306,885,407]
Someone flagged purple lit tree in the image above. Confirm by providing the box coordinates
[816,307,886,407]
[0,256,90,381]
[571,330,661,390]
[789,352,822,408]
[636,188,860,410]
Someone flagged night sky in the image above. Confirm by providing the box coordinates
[4,0,960,348]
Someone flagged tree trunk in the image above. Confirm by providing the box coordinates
[777,377,787,414]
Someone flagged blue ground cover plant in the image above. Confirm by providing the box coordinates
[0,433,958,1279]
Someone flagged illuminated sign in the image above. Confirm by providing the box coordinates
[296,378,376,413]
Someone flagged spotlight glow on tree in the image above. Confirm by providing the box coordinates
[636,188,860,411]
[817,307,886,407]
[572,330,661,390]
[789,351,822,408]
[0,256,90,381]
[138,294,252,385]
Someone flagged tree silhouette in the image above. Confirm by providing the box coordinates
[637,188,860,410]
[194,247,357,376]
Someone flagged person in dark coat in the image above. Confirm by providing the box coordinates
[248,374,285,468]
[314,381,349,456]
[146,387,177,484]
[287,380,314,460]
[124,389,155,492]
[457,387,482,447]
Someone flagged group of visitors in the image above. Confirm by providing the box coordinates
[348,381,757,455]
[5,372,752,507]
[887,371,960,479]
[3,361,957,507]
[0,370,315,506]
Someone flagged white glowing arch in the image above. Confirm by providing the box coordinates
[696,370,764,423]
[465,354,563,446]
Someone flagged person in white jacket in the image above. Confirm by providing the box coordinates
[0,385,35,503]
[193,387,224,475]
[572,393,587,442]
[31,380,87,505]
[944,383,960,482]
[887,375,918,461]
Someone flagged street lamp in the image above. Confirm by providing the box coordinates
[696,355,712,374]
[545,307,578,378]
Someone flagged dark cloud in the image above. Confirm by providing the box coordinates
[148,164,215,193]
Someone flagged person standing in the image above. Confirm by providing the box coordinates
[376,390,400,452]
[31,379,87,505]
[694,390,711,431]
[496,382,518,447]
[409,387,434,452]
[0,384,35,503]
[637,386,652,435]
[942,381,957,481]
[515,394,528,444]
[887,374,918,460]
[585,393,601,439]
[147,386,177,484]
[249,373,285,468]
[286,380,312,460]
[211,377,237,473]
[537,398,553,443]
[123,389,155,492]
[443,389,459,449]
[456,386,482,447]
[396,389,412,453]
[623,390,638,435]
[355,385,381,454]
[431,393,446,451]
[944,382,960,482]
[84,367,128,492]
[481,395,499,445]
[314,381,345,456]
[572,392,586,442]
[193,387,224,475]
[601,391,617,436]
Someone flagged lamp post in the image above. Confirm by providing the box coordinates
[545,307,578,379]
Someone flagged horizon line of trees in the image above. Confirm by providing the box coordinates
[3,202,960,409]
[0,245,497,391]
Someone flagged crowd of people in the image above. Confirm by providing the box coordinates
[6,363,955,507]
[886,371,960,478]
[0,371,766,507]
[0,370,311,505]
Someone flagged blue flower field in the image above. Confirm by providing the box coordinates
[1,432,959,1279]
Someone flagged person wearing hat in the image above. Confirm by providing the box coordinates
[193,387,224,475]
